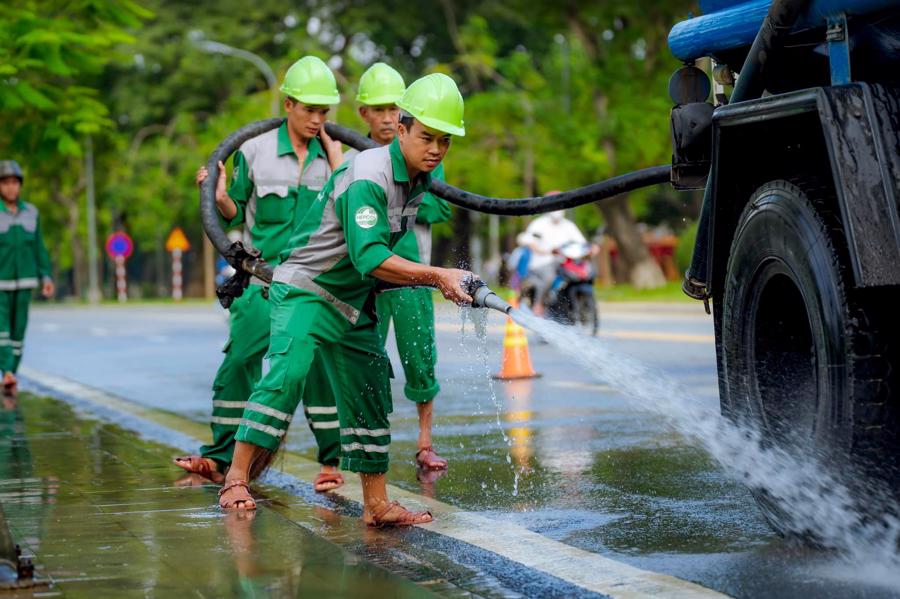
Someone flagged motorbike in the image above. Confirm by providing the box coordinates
[545,241,599,335]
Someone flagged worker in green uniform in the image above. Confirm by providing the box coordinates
[176,56,346,493]
[348,63,452,470]
[217,74,475,527]
[0,160,54,398]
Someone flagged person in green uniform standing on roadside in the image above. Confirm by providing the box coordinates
[217,74,475,526]
[0,160,54,399]
[176,56,347,493]
[348,63,452,470]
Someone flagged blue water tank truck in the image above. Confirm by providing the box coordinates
[670,0,900,533]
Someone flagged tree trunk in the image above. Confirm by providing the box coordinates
[54,179,85,299]
[594,123,665,289]
[567,6,666,289]
[440,0,482,92]
[156,231,167,297]
[599,196,666,288]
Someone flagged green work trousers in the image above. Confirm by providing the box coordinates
[200,285,340,470]
[235,282,393,474]
[0,289,31,375]
[376,287,440,403]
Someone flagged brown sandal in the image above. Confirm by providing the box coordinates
[366,501,433,528]
[173,455,225,484]
[218,480,256,510]
[313,472,344,493]
[415,446,448,470]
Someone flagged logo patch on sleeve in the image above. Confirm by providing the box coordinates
[355,206,378,229]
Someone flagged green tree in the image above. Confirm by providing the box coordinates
[4,0,698,296]
[0,0,150,295]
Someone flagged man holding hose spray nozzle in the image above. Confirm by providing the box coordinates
[348,62,453,471]
[218,74,476,527]
[176,56,347,493]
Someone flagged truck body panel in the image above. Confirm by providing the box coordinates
[705,83,900,293]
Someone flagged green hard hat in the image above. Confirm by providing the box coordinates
[396,73,465,137]
[356,62,406,105]
[279,56,340,105]
[0,160,23,183]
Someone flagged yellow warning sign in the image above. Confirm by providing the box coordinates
[165,227,191,252]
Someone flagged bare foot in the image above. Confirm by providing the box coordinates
[3,372,17,399]
[415,447,448,470]
[363,500,432,528]
[218,479,256,510]
[314,465,344,492]
[173,455,225,484]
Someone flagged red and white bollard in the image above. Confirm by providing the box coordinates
[172,248,183,301]
[115,255,127,302]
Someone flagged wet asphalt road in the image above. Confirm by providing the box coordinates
[25,300,900,599]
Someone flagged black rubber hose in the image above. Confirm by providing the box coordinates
[428,166,670,216]
[200,117,284,257]
[685,0,812,298]
[730,0,812,103]
[200,119,670,279]
[321,122,670,215]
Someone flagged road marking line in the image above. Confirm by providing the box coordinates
[602,330,714,344]
[434,322,713,344]
[21,366,730,599]
[550,380,615,392]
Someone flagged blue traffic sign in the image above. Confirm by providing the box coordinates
[105,231,134,259]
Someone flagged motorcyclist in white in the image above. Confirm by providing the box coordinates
[517,209,589,316]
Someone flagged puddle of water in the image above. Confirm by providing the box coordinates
[509,308,900,578]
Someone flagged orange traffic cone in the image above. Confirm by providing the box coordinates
[493,294,540,380]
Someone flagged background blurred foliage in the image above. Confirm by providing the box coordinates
[1,0,701,297]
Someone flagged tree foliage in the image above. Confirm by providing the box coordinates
[1,0,698,297]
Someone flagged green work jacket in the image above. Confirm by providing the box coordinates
[273,138,434,324]
[227,122,332,271]
[0,200,52,290]
[391,163,449,264]
[345,145,450,264]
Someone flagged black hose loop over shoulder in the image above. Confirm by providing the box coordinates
[201,117,285,258]
[200,119,671,288]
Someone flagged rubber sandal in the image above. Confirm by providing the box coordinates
[367,501,432,528]
[218,480,256,510]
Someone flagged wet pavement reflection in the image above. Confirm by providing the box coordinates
[0,395,435,598]
[26,303,900,598]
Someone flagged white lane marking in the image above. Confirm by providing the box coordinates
[434,322,713,344]
[89,327,110,337]
[21,367,730,599]
[549,380,615,392]
[39,323,61,333]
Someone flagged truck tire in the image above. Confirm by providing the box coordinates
[718,178,900,536]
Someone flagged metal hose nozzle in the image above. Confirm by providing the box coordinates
[464,278,513,314]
